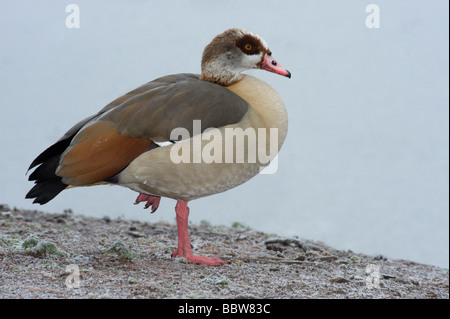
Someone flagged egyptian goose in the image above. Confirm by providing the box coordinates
[26,28,291,266]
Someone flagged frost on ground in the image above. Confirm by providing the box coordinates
[0,205,448,299]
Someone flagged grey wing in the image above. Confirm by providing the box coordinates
[98,73,250,140]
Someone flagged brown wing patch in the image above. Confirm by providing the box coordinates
[56,121,151,186]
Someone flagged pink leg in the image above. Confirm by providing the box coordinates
[171,200,227,266]
[134,193,161,213]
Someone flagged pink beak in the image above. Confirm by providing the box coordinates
[260,53,291,78]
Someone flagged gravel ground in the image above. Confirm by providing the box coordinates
[0,204,448,299]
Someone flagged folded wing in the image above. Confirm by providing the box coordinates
[26,73,249,203]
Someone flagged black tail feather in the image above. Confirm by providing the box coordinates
[28,156,60,181]
[26,139,72,204]
[27,139,70,172]
[26,178,68,204]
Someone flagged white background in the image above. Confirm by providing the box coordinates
[1,1,448,268]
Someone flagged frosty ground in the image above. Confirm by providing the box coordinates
[0,205,448,299]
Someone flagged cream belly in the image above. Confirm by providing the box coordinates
[118,75,288,201]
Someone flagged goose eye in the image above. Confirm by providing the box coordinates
[245,44,252,51]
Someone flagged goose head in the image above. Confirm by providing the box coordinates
[200,28,291,86]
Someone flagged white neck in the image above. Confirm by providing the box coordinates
[201,51,263,86]
[201,61,243,86]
